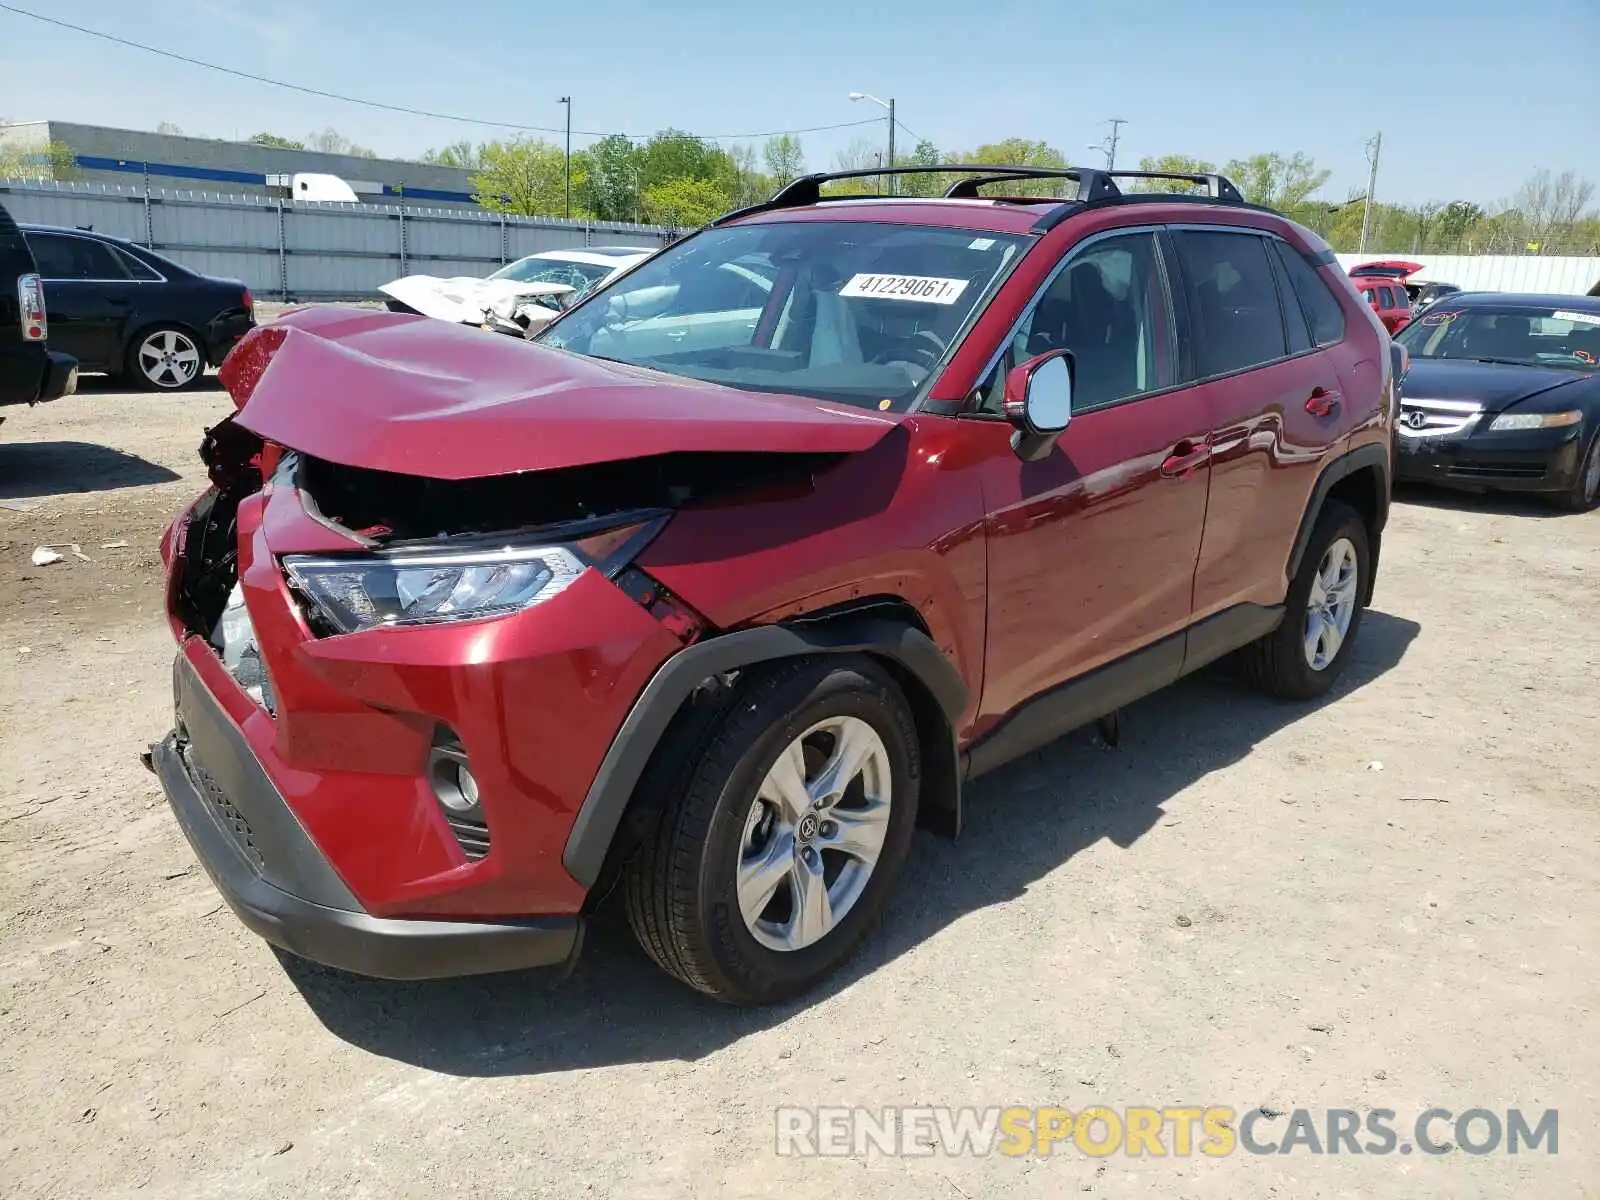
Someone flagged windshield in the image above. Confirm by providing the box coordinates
[490,256,614,288]
[1396,305,1600,371]
[535,221,1028,410]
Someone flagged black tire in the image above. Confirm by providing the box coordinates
[1238,500,1371,700]
[1549,430,1600,512]
[623,656,921,1005]
[125,325,208,392]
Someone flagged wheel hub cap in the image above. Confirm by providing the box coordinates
[735,715,892,953]
[1303,537,1359,672]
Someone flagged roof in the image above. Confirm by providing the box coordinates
[20,221,132,246]
[530,247,652,267]
[1443,292,1600,311]
[734,197,1069,235]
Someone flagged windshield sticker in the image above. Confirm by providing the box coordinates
[841,274,970,305]
[1554,310,1600,326]
[968,238,996,251]
[1419,310,1463,326]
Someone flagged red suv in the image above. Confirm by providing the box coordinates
[1349,261,1417,334]
[151,165,1396,1004]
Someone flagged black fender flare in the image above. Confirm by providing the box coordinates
[1287,441,1392,585]
[562,616,969,889]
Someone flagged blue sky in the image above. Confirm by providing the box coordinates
[2,0,1596,206]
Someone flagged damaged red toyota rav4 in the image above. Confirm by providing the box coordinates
[152,165,1397,1005]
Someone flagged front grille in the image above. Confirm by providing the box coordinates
[182,744,266,872]
[1398,398,1483,438]
[1449,461,1546,480]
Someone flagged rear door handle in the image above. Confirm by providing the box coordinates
[1305,387,1342,417]
[1160,439,1210,479]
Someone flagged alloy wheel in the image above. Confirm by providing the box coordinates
[1303,536,1360,671]
[736,715,892,952]
[138,329,202,389]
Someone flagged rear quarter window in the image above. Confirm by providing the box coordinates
[1272,242,1346,347]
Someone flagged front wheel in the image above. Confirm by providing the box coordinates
[623,657,921,1005]
[127,326,207,391]
[1238,500,1371,700]
[1550,432,1600,512]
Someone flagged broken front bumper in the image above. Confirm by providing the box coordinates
[152,655,583,980]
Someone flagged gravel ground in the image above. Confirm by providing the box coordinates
[1,373,1597,1199]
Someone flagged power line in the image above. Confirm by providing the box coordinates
[0,4,885,144]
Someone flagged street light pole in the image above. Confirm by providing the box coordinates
[559,96,572,220]
[849,92,896,195]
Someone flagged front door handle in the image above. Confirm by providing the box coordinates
[1305,387,1342,417]
[1160,439,1210,479]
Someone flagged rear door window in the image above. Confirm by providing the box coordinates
[1378,286,1396,309]
[1173,230,1288,378]
[27,233,127,281]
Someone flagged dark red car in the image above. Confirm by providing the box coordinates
[151,165,1397,1004]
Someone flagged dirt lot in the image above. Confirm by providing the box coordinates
[2,376,1597,1200]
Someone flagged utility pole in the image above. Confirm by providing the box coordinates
[886,98,896,195]
[1359,131,1382,254]
[1103,118,1127,171]
[559,96,572,220]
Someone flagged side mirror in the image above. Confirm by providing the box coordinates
[1003,350,1074,462]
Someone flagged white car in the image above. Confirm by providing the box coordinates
[378,246,652,336]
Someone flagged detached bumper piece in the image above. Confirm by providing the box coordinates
[152,656,582,981]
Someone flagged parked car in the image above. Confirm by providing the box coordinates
[1392,292,1600,510]
[149,164,1397,1004]
[20,224,254,391]
[1350,260,1460,327]
[379,246,652,337]
[0,201,76,424]
[1352,276,1413,333]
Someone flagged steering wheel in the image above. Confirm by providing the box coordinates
[869,329,948,375]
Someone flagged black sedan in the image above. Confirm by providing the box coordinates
[21,224,255,391]
[1393,293,1600,511]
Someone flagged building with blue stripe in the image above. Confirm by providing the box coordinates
[2,120,479,205]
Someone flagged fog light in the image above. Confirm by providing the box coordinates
[427,731,490,860]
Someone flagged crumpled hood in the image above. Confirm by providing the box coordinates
[377,274,572,325]
[1403,358,1592,415]
[219,307,901,479]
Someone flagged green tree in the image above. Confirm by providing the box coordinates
[472,138,582,217]
[726,143,771,208]
[1435,200,1485,250]
[642,177,729,228]
[958,138,1070,196]
[423,140,490,172]
[248,132,306,150]
[306,128,377,158]
[1131,154,1217,193]
[0,134,75,181]
[1222,152,1331,211]
[894,140,944,197]
[580,134,643,222]
[762,135,805,188]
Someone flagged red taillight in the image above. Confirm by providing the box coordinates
[18,274,46,341]
[242,288,254,313]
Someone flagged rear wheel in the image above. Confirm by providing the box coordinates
[1550,432,1600,512]
[1238,501,1370,700]
[623,657,920,1005]
[128,326,206,391]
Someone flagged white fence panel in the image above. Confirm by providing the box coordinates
[1337,253,1600,296]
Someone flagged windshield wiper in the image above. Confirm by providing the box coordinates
[1470,357,1538,367]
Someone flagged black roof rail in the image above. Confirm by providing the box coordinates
[710,163,1249,228]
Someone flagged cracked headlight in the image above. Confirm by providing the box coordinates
[283,520,658,634]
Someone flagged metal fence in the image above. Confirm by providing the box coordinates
[0,178,673,301]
